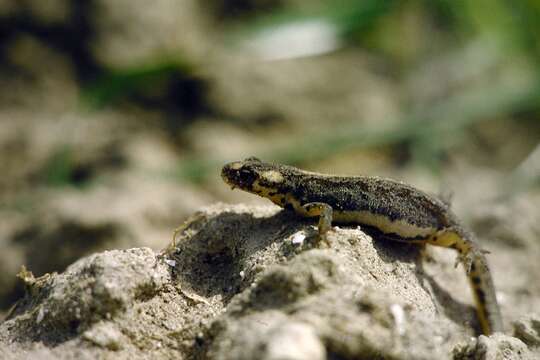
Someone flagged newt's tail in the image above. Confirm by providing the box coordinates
[467,248,503,335]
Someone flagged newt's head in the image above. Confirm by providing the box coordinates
[222,157,292,201]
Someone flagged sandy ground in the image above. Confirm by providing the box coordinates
[0,203,538,359]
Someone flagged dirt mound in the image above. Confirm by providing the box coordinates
[0,204,538,359]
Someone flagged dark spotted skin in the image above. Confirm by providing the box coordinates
[285,173,454,229]
[223,158,461,238]
[221,157,503,335]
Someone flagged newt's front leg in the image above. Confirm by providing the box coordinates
[301,202,333,246]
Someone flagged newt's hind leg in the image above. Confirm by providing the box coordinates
[426,227,503,334]
[302,202,333,246]
[426,228,476,272]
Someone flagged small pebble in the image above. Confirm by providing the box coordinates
[291,232,306,245]
[164,259,176,267]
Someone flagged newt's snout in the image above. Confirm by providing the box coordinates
[221,161,258,191]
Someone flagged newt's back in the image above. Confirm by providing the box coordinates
[288,174,454,231]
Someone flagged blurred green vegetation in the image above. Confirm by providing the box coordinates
[235,0,540,59]
[81,59,208,118]
[42,145,125,188]
[29,0,538,185]
[83,61,190,108]
[176,0,540,182]
[178,78,540,183]
[43,146,80,187]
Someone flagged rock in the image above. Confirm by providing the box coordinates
[452,333,533,360]
[513,314,540,347]
[2,247,170,344]
[1,204,536,359]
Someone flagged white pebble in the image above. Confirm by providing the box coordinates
[36,307,46,324]
[164,259,176,267]
[390,303,406,335]
[291,232,306,245]
[264,322,325,360]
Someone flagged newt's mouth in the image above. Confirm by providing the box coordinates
[222,160,263,192]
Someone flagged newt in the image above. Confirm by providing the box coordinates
[221,157,503,335]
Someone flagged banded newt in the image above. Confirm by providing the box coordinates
[221,157,503,335]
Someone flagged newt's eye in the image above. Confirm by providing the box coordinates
[239,168,257,186]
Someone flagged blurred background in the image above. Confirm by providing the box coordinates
[0,0,539,319]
